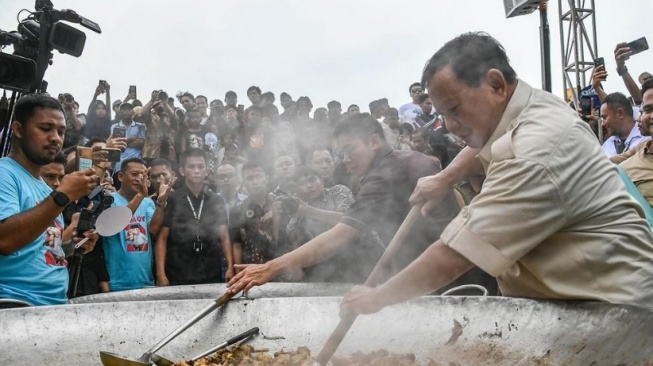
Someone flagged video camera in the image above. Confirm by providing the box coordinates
[74,185,114,239]
[0,0,101,93]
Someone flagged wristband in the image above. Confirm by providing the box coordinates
[617,66,628,76]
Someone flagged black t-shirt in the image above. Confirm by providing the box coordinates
[230,197,286,264]
[162,186,228,284]
[341,145,460,270]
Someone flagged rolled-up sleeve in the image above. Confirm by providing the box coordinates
[441,158,567,277]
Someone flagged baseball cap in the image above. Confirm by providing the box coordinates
[113,99,122,108]
[119,101,134,110]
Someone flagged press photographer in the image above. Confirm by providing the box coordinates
[58,93,86,149]
[0,94,98,307]
[140,90,178,164]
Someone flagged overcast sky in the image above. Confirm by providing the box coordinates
[1,0,651,114]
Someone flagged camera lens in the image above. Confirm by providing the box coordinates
[101,195,114,207]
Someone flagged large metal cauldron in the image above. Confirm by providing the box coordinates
[69,283,354,304]
[1,296,652,365]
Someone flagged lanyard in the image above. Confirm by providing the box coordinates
[186,195,205,221]
[187,195,205,243]
[614,138,632,154]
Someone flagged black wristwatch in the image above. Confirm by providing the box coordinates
[50,190,71,207]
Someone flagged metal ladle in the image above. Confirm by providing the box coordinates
[150,327,260,366]
[100,292,236,366]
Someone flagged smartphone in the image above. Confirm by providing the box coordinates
[593,57,606,83]
[99,79,106,87]
[594,57,605,69]
[113,126,126,138]
[129,85,137,98]
[76,146,94,171]
[237,104,245,115]
[101,148,121,162]
[580,97,592,116]
[626,37,649,56]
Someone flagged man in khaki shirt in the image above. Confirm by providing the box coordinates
[342,32,653,315]
[610,79,653,208]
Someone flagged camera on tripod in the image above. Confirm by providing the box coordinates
[0,0,101,93]
[74,186,114,239]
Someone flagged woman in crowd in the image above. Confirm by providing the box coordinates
[84,82,113,140]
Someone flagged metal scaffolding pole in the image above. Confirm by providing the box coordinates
[558,0,598,106]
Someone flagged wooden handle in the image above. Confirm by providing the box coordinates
[315,204,423,365]
[215,291,237,306]
[365,204,423,286]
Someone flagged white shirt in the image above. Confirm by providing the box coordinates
[601,124,650,157]
[398,102,421,124]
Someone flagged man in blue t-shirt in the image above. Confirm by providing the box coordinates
[109,102,146,173]
[0,94,99,306]
[103,157,170,291]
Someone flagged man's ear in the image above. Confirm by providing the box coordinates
[369,134,384,150]
[486,69,507,93]
[117,171,124,183]
[11,121,23,139]
[178,166,186,177]
[617,107,627,118]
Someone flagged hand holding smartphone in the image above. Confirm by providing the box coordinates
[101,148,121,163]
[626,37,649,56]
[112,126,127,139]
[594,57,605,70]
[76,147,94,171]
[593,57,606,83]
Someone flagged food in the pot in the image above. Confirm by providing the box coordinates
[172,345,437,366]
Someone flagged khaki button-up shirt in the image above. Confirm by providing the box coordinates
[612,140,653,208]
[441,80,653,307]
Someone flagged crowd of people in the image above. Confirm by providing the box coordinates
[0,32,652,309]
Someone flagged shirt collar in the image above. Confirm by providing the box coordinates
[624,123,644,144]
[478,80,532,167]
[644,139,653,155]
[181,185,205,201]
[371,144,394,170]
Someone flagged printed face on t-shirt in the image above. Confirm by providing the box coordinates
[126,224,148,252]
[44,221,66,266]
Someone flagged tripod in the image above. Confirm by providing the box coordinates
[67,249,85,299]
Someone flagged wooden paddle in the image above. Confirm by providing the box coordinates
[314,204,423,365]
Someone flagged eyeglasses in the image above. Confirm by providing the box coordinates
[217,173,234,180]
